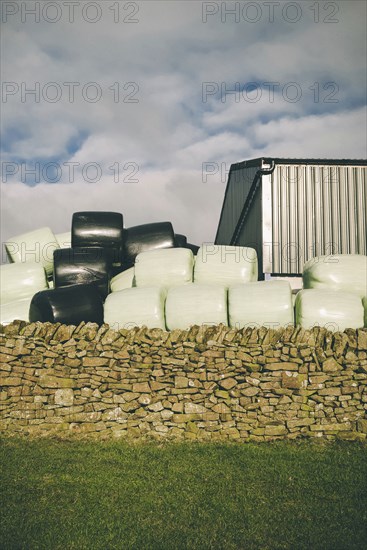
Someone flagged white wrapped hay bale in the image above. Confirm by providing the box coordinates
[194,244,258,286]
[228,281,294,329]
[110,267,136,292]
[295,289,364,331]
[303,254,367,298]
[165,283,228,330]
[5,227,60,277]
[55,231,71,249]
[104,286,166,330]
[0,297,32,325]
[0,262,48,304]
[134,248,194,288]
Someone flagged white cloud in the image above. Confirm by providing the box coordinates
[252,107,367,158]
[1,0,366,258]
[0,169,225,254]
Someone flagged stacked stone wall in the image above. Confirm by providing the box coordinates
[1,321,366,441]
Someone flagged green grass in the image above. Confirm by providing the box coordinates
[0,439,366,550]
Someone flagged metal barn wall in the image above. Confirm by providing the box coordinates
[268,163,367,274]
[236,185,263,275]
[215,164,260,244]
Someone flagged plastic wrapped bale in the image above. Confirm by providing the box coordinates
[0,262,48,304]
[29,284,104,325]
[134,248,194,288]
[295,289,364,331]
[122,222,175,269]
[174,234,187,247]
[0,297,33,325]
[72,211,124,268]
[53,247,110,299]
[303,254,367,298]
[185,243,200,255]
[110,267,135,292]
[165,283,228,330]
[55,231,71,249]
[104,286,166,330]
[228,281,294,329]
[194,244,258,286]
[5,227,60,277]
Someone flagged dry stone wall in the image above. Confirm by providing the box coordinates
[1,321,366,442]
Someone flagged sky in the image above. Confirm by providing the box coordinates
[1,0,366,258]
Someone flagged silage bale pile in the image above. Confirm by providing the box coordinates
[1,212,366,331]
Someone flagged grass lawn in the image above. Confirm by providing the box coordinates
[0,439,366,550]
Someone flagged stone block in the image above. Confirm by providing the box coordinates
[0,377,22,386]
[172,414,201,423]
[39,375,74,389]
[322,358,342,373]
[147,401,164,412]
[103,407,127,421]
[184,402,208,414]
[175,376,188,388]
[172,402,184,413]
[215,390,230,399]
[318,387,341,396]
[264,424,288,436]
[212,403,231,414]
[138,394,151,406]
[241,387,260,397]
[55,389,74,407]
[161,409,174,420]
[218,377,237,390]
[281,372,307,390]
[357,419,367,434]
[122,392,140,402]
[265,362,298,371]
[82,357,110,367]
[133,382,151,393]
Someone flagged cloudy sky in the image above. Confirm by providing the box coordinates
[1,0,366,257]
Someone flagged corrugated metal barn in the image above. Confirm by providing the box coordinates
[215,158,367,281]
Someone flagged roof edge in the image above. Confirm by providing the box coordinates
[231,157,367,170]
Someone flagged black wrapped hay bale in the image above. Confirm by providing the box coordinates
[174,234,199,254]
[72,211,124,267]
[29,284,104,325]
[122,222,175,269]
[185,243,199,255]
[53,247,111,299]
[174,234,187,247]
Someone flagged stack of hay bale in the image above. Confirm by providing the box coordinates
[1,212,366,331]
[296,255,366,331]
[105,243,295,331]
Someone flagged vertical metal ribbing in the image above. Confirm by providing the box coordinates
[271,167,279,273]
[347,167,356,252]
[270,163,366,274]
[322,167,331,254]
[280,166,288,273]
[304,165,313,266]
[297,166,308,271]
[342,166,350,253]
[330,165,341,254]
[356,166,367,251]
[288,165,297,273]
